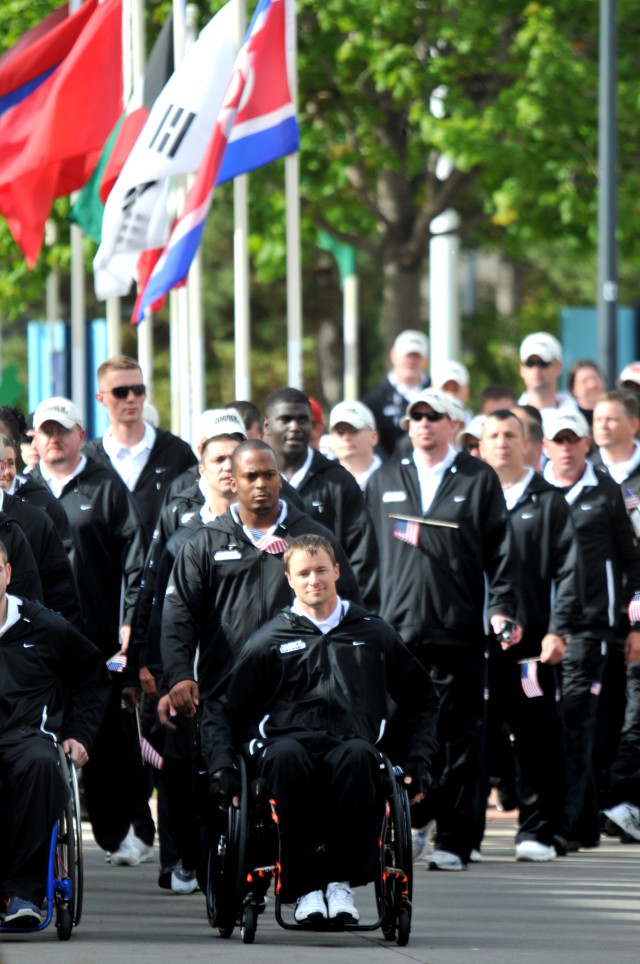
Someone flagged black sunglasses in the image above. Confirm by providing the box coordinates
[523,359,552,369]
[410,410,445,423]
[105,384,146,399]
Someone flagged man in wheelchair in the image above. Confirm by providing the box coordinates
[202,534,439,925]
[0,542,110,927]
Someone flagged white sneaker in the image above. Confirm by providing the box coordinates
[294,889,327,923]
[110,827,141,867]
[428,850,467,871]
[603,803,640,842]
[515,840,557,862]
[171,866,198,894]
[412,827,428,861]
[469,848,482,863]
[132,834,155,863]
[326,881,359,923]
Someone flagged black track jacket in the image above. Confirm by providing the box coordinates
[30,460,145,654]
[84,428,197,544]
[161,505,361,700]
[0,596,110,750]
[202,603,440,775]
[366,451,518,647]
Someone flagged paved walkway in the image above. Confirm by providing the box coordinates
[2,808,640,964]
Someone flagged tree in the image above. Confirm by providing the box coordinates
[292,0,628,346]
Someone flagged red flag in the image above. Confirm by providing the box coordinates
[0,0,123,267]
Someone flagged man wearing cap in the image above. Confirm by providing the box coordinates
[617,362,640,407]
[480,410,580,862]
[85,354,197,546]
[432,361,473,427]
[591,390,640,845]
[518,331,579,435]
[264,388,379,609]
[366,390,520,870]
[30,396,148,868]
[362,329,430,459]
[543,408,640,849]
[329,400,382,490]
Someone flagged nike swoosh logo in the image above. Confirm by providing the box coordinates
[155,467,167,474]
[580,504,593,511]
[80,504,92,511]
[23,643,34,648]
[352,641,366,647]
[521,512,534,519]
[453,496,466,503]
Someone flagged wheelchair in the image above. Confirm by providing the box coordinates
[0,744,83,940]
[206,752,413,945]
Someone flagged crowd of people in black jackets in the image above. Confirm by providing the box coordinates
[2,331,640,927]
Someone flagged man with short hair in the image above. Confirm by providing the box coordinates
[543,409,640,848]
[363,329,430,458]
[480,384,518,415]
[264,388,379,608]
[161,440,362,722]
[592,390,640,842]
[480,410,580,861]
[85,354,197,544]
[201,534,439,924]
[518,332,578,435]
[329,400,382,490]
[0,542,110,926]
[225,400,263,438]
[30,396,148,868]
[511,404,545,472]
[367,390,520,870]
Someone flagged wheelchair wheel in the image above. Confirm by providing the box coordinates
[240,902,258,944]
[54,796,76,941]
[68,760,84,926]
[379,760,412,946]
[206,757,248,938]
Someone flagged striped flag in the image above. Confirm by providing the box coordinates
[629,591,640,623]
[393,518,420,547]
[106,651,127,672]
[141,737,164,770]
[136,0,299,320]
[590,681,602,697]
[624,486,640,512]
[256,533,289,555]
[520,660,543,699]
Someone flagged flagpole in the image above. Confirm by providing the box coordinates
[285,0,302,389]
[69,0,86,421]
[185,2,204,432]
[170,0,191,440]
[233,0,251,401]
[130,0,154,388]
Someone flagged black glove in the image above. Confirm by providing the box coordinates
[210,766,241,808]
[403,757,430,796]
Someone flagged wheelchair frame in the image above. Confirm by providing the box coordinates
[0,746,83,940]
[206,752,413,946]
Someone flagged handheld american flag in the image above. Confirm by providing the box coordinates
[136,0,299,320]
[629,591,640,624]
[107,651,127,673]
[520,660,543,699]
[624,486,640,513]
[393,518,420,547]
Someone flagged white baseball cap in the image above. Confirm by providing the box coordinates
[33,397,83,430]
[545,410,591,440]
[194,408,247,448]
[520,332,562,364]
[618,362,640,388]
[329,400,377,432]
[457,414,486,445]
[433,360,470,390]
[392,329,429,358]
[400,390,454,429]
